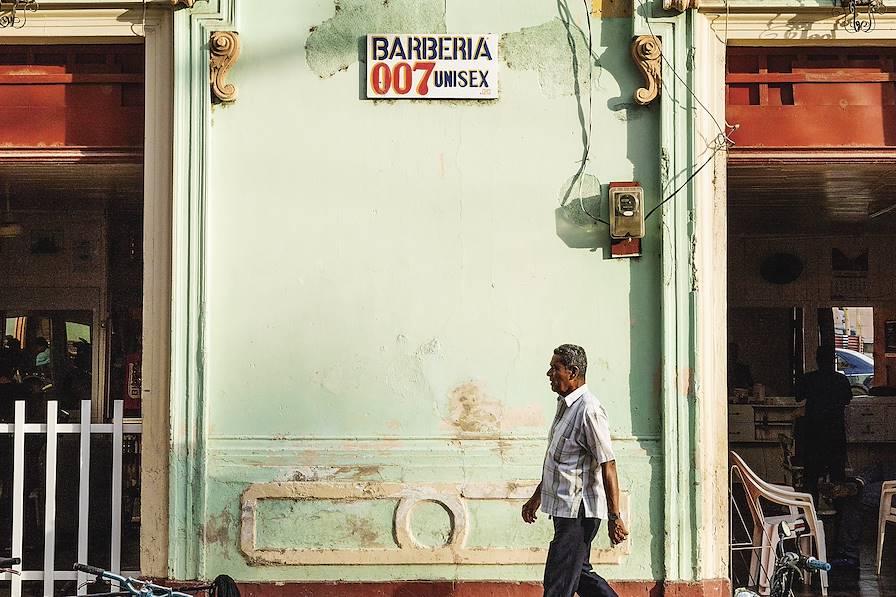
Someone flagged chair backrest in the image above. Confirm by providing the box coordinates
[730,451,768,529]
[883,482,896,519]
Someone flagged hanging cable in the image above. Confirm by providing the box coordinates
[644,148,719,221]
[557,0,608,225]
[575,0,609,225]
[632,0,737,220]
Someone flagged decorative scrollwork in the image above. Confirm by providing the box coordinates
[0,0,38,29]
[631,35,661,106]
[837,0,886,33]
[170,0,196,8]
[209,31,241,104]
[663,0,699,12]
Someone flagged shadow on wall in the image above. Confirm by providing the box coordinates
[551,0,659,258]
[549,1,663,578]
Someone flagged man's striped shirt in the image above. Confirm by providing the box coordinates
[540,384,615,519]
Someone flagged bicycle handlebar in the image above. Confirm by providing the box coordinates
[0,557,21,567]
[73,563,106,576]
[73,564,194,597]
[803,556,832,572]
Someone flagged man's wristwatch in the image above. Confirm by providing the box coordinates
[607,512,623,522]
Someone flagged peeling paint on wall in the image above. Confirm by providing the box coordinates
[447,381,503,434]
[305,0,447,78]
[501,19,602,98]
[287,465,383,482]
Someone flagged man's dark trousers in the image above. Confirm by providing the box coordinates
[543,504,618,597]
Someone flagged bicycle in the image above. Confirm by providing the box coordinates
[67,563,240,597]
[733,521,831,597]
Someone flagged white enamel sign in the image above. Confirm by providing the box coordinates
[366,34,499,100]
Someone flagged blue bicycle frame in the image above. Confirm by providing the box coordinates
[72,564,194,597]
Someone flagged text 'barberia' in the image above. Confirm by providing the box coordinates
[366,34,499,100]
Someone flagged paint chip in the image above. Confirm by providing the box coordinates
[305,0,447,78]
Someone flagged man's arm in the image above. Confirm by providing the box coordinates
[840,374,853,407]
[602,460,629,545]
[521,482,542,523]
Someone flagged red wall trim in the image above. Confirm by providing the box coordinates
[726,47,896,148]
[0,44,144,148]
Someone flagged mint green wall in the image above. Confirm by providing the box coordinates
[199,0,665,582]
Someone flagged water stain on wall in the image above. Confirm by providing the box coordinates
[204,509,234,548]
[305,0,447,78]
[346,514,379,546]
[501,19,602,98]
[447,382,502,434]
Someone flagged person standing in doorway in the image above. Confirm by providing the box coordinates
[795,344,853,500]
[521,344,628,597]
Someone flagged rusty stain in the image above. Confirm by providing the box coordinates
[447,382,502,434]
[346,514,378,546]
[204,509,234,548]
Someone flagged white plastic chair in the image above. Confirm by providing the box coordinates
[730,451,828,596]
[877,480,896,575]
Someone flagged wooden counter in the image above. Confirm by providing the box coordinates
[729,396,896,483]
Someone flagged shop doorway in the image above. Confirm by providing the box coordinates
[0,43,151,597]
[725,48,896,596]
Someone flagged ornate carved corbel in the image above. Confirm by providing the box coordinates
[663,0,699,11]
[631,35,661,106]
[210,31,240,103]
[170,0,196,8]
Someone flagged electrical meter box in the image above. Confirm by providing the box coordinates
[609,182,645,239]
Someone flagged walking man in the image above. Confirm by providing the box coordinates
[521,344,628,597]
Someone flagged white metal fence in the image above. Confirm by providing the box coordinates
[0,400,141,597]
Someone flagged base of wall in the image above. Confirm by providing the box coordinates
[235,580,731,597]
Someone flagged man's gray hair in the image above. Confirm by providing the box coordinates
[554,344,587,377]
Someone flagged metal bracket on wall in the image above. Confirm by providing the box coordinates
[631,35,661,106]
[663,0,699,11]
[210,31,240,103]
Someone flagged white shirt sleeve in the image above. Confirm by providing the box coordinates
[583,403,615,464]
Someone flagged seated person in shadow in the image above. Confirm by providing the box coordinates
[32,336,50,369]
[728,342,754,394]
[795,344,853,501]
[821,463,896,570]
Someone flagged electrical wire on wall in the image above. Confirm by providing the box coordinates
[575,0,607,225]
[634,0,738,221]
[559,0,737,227]
[557,0,609,226]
